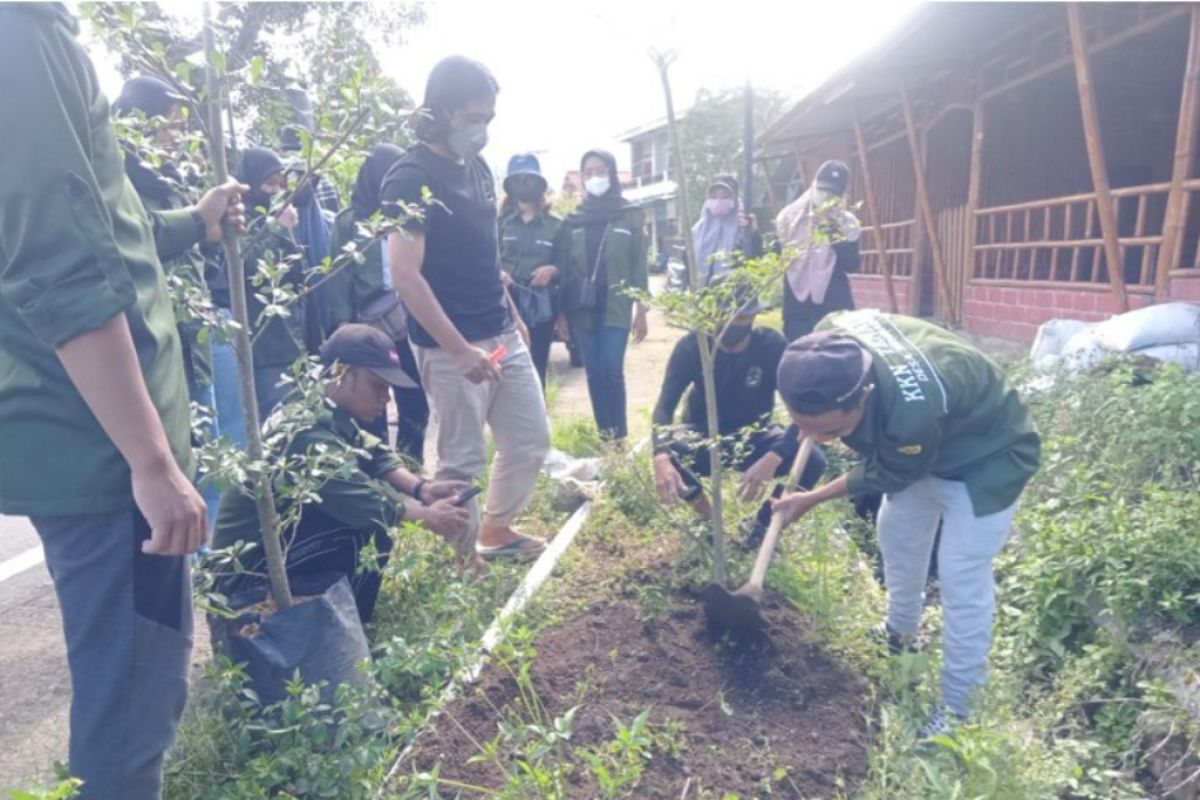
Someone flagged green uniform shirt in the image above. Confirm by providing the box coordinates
[819,311,1041,517]
[0,3,194,516]
[212,403,408,593]
[500,210,563,285]
[242,223,307,369]
[326,208,387,331]
[135,171,215,389]
[562,208,648,332]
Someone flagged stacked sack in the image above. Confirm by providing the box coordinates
[1032,302,1200,373]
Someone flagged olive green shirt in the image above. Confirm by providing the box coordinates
[819,311,1041,516]
[212,404,408,591]
[0,3,194,516]
[135,173,215,389]
[562,207,648,332]
[326,208,387,331]
[500,210,563,285]
[241,223,307,369]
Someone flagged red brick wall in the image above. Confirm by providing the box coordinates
[850,275,913,314]
[960,282,1174,342]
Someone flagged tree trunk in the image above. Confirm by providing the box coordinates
[654,52,728,587]
[203,5,292,610]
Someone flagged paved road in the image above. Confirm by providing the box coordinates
[0,515,212,793]
[0,514,68,792]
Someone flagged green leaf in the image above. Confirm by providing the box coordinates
[249,55,265,85]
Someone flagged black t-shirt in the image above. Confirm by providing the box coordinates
[652,327,788,438]
[379,144,510,348]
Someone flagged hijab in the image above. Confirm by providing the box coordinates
[351,144,405,220]
[565,149,630,227]
[775,183,862,304]
[237,146,286,218]
[692,177,745,286]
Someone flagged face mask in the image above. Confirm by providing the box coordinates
[812,188,837,207]
[448,122,489,161]
[585,175,611,197]
[705,198,736,218]
[719,323,753,350]
[515,185,543,203]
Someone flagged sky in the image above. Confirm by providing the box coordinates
[83,0,921,188]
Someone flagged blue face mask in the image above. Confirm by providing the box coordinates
[448,122,489,161]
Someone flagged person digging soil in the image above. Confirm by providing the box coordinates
[770,310,1040,739]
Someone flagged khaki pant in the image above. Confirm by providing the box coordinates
[415,329,551,555]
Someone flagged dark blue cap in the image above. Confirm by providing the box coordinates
[777,332,873,415]
[815,160,850,196]
[504,153,547,192]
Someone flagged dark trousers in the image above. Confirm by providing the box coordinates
[783,269,855,343]
[528,318,555,389]
[30,510,192,800]
[666,425,827,493]
[364,337,429,466]
[234,506,394,625]
[578,324,629,439]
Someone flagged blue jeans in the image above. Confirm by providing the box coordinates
[211,310,246,449]
[30,510,192,800]
[577,325,629,440]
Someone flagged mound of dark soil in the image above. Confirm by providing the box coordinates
[400,592,872,798]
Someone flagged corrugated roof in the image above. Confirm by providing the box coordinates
[755,3,1038,156]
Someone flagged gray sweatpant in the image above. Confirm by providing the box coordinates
[30,510,192,800]
[877,477,1018,717]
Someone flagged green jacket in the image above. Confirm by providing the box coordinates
[240,220,307,369]
[819,310,1041,516]
[500,210,563,285]
[0,3,194,516]
[212,403,407,597]
[561,207,648,331]
[326,208,387,330]
[133,166,215,389]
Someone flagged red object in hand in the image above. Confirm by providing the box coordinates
[487,344,508,366]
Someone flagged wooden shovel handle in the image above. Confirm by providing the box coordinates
[747,434,815,590]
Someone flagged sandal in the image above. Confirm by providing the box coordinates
[476,533,547,560]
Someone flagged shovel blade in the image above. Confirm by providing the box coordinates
[700,582,765,633]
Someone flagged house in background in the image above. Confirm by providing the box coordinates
[618,118,680,255]
[755,2,1200,342]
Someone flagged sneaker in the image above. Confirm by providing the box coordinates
[869,622,919,655]
[917,703,963,740]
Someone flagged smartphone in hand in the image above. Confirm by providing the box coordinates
[453,486,483,507]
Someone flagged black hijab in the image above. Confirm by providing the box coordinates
[566,149,630,227]
[351,144,405,219]
[237,146,285,217]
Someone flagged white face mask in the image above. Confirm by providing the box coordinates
[585,175,611,197]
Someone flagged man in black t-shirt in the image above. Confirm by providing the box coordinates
[651,296,826,524]
[381,56,550,570]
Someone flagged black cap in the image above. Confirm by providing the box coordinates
[319,324,418,388]
[815,160,850,196]
[777,332,874,415]
[112,75,186,118]
[711,274,772,317]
